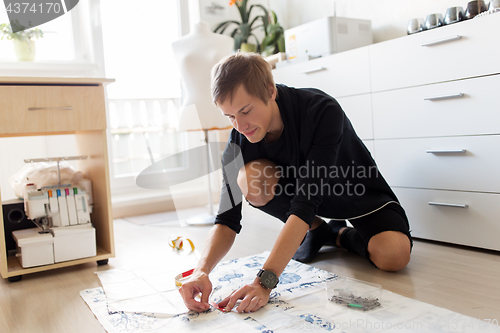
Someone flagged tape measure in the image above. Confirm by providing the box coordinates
[175,268,194,287]
[169,236,195,252]
[170,236,197,287]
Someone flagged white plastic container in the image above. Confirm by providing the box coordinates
[326,276,382,311]
[284,16,373,60]
[52,224,96,263]
[12,228,54,268]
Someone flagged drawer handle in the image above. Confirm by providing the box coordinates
[28,107,74,111]
[421,35,462,47]
[301,67,327,74]
[426,149,467,154]
[424,92,464,101]
[429,201,468,208]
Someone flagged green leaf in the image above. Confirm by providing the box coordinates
[214,20,240,33]
[262,45,277,57]
[277,35,285,53]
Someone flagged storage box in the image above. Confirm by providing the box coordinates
[325,276,381,311]
[12,228,54,268]
[284,16,373,61]
[52,224,96,263]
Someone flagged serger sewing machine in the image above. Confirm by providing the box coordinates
[24,183,92,232]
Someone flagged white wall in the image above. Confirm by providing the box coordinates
[197,0,466,44]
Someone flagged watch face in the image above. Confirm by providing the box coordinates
[260,270,278,289]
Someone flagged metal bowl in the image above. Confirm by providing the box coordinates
[424,13,444,30]
[464,0,488,19]
[407,18,424,34]
[489,0,500,10]
[444,6,464,25]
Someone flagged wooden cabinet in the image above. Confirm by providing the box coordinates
[273,14,500,250]
[0,77,115,281]
[0,85,107,134]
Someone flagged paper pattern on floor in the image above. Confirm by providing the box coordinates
[82,251,500,333]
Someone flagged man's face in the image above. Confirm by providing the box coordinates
[219,84,275,143]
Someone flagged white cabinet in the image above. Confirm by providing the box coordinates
[273,14,500,250]
[369,15,500,250]
[273,46,371,98]
[370,14,500,92]
[393,187,500,251]
[372,74,500,139]
[375,135,500,193]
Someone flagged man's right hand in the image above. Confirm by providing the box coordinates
[178,271,212,312]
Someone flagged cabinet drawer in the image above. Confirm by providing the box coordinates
[394,187,500,251]
[273,46,371,98]
[370,14,500,91]
[0,85,107,134]
[337,94,373,140]
[375,135,500,193]
[372,74,500,139]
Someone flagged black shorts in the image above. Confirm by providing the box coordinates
[247,179,412,252]
[344,201,413,254]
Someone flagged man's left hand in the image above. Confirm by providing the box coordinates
[217,278,271,313]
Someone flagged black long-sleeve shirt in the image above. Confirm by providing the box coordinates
[214,84,398,234]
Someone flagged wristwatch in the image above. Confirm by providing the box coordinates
[257,269,279,289]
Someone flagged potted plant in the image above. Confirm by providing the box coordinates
[214,0,269,52]
[260,11,285,57]
[1,21,43,61]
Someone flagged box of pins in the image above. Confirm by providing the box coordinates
[325,276,382,311]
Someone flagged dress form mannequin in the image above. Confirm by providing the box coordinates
[172,21,234,131]
[171,22,234,224]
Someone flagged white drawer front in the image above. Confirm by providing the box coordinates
[273,46,371,98]
[372,74,500,139]
[370,14,500,91]
[394,187,500,251]
[375,135,500,193]
[337,94,373,140]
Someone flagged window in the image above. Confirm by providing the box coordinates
[99,0,200,192]
[1,4,76,62]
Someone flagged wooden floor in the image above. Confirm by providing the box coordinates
[1,202,499,332]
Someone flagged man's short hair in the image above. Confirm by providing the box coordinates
[211,52,277,106]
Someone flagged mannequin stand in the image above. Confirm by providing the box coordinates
[184,129,216,226]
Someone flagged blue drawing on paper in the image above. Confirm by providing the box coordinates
[244,262,261,268]
[300,314,335,331]
[219,273,244,282]
[279,272,301,284]
[173,311,200,323]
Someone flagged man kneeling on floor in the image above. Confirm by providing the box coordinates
[179,52,412,314]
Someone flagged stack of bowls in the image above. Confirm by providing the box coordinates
[407,0,494,34]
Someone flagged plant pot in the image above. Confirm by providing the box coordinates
[240,42,257,53]
[13,39,36,61]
